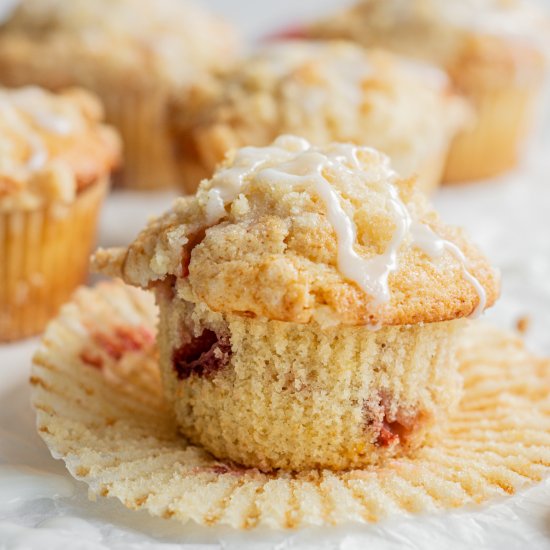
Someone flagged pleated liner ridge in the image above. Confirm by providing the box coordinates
[30,281,550,529]
[0,179,108,342]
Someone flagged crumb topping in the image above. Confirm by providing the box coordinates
[94,136,499,326]
[0,0,240,86]
[307,0,550,71]
[170,41,469,183]
[0,86,120,210]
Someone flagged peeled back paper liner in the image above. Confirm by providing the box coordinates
[30,281,550,530]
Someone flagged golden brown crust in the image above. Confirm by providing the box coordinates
[183,216,499,326]
[94,137,499,326]
[0,86,120,210]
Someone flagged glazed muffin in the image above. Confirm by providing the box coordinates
[307,0,549,183]
[0,0,239,190]
[0,86,120,342]
[170,41,468,194]
[94,136,499,471]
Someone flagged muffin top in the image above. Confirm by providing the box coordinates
[95,136,499,327]
[307,0,549,74]
[171,41,468,176]
[0,0,240,88]
[0,86,120,211]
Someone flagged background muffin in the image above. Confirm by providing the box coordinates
[0,86,120,342]
[170,41,468,195]
[307,0,549,183]
[95,136,499,471]
[0,0,240,190]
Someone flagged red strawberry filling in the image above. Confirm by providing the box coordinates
[81,324,155,369]
[172,329,231,380]
[365,394,420,447]
[376,418,412,447]
[92,325,154,361]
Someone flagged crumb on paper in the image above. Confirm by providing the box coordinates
[516,315,531,335]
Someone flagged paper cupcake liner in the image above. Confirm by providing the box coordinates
[31,281,550,529]
[101,88,181,191]
[0,179,108,342]
[443,85,540,183]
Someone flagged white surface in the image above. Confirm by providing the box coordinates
[2,1,550,548]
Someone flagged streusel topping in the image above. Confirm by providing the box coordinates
[0,86,120,210]
[0,0,240,86]
[307,0,549,69]
[95,136,499,326]
[171,41,468,175]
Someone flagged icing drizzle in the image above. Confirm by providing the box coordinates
[204,135,487,318]
[0,87,74,172]
[411,222,486,318]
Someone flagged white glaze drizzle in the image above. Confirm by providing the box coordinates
[9,88,74,135]
[258,149,411,303]
[411,222,486,318]
[0,99,48,171]
[204,136,486,316]
[204,138,309,224]
[0,88,74,172]
[28,111,73,135]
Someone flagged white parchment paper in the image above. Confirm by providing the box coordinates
[1,1,550,548]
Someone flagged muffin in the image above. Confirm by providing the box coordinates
[94,136,499,471]
[0,86,120,342]
[30,283,550,529]
[170,41,468,194]
[0,0,240,190]
[307,0,549,183]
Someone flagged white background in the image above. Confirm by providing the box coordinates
[1,1,550,549]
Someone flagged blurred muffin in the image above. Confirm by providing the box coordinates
[307,0,549,183]
[0,0,240,190]
[0,86,120,342]
[170,41,468,194]
[94,136,499,471]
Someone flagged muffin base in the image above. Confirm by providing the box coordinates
[0,178,108,342]
[30,281,550,529]
[156,290,464,472]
